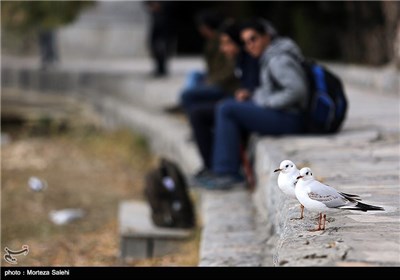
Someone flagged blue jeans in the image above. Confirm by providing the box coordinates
[183,71,205,89]
[212,99,305,175]
[180,84,228,113]
[188,103,215,170]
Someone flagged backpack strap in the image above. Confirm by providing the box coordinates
[312,65,327,93]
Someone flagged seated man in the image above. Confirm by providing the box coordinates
[196,19,308,190]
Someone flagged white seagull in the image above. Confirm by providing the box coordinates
[295,167,384,231]
[274,160,304,219]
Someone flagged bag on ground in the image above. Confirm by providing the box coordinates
[144,158,195,229]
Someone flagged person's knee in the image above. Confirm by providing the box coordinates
[188,107,202,123]
[217,99,237,117]
[180,89,192,107]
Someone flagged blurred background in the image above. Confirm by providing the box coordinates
[2,1,399,65]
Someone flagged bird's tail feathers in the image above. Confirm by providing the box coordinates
[340,202,384,212]
[339,191,362,202]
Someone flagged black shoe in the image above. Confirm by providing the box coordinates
[165,105,184,114]
[195,174,245,190]
[194,168,213,179]
[190,168,213,187]
[152,71,168,78]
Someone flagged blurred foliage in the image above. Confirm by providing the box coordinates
[174,1,399,65]
[1,1,94,32]
[1,1,398,65]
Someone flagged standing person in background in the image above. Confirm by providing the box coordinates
[38,28,58,70]
[189,20,259,180]
[196,19,308,190]
[1,1,93,70]
[179,10,239,114]
[145,1,176,78]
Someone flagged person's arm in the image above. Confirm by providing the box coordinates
[207,55,237,86]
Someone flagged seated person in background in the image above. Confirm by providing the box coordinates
[180,11,240,114]
[189,20,259,180]
[196,18,308,190]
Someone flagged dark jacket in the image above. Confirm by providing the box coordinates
[235,50,260,92]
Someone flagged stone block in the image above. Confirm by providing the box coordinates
[119,200,192,260]
[120,237,148,260]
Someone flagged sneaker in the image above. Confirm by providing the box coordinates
[190,168,214,187]
[164,105,184,115]
[195,174,245,190]
[194,168,213,179]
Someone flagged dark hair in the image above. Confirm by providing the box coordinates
[241,18,278,39]
[195,10,224,31]
[219,19,242,46]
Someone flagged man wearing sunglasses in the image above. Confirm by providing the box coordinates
[197,19,308,190]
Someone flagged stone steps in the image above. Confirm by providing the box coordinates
[1,57,204,112]
[79,85,262,266]
[119,200,193,260]
[2,57,398,266]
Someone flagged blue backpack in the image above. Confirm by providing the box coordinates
[300,59,348,134]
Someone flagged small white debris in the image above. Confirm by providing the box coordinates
[49,209,85,225]
[28,177,48,192]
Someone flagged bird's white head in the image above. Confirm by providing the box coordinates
[297,167,314,181]
[274,160,297,174]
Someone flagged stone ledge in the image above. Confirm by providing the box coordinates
[327,63,399,96]
[119,201,192,260]
[253,131,399,266]
[198,189,263,266]
[1,65,184,111]
[119,201,192,239]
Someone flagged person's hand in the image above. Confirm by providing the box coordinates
[148,2,161,13]
[235,89,251,102]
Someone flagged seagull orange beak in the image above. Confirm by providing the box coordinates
[274,168,282,173]
[297,175,303,180]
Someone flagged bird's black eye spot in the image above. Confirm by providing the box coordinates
[311,173,313,176]
[291,165,293,167]
[306,172,309,175]
[285,165,289,168]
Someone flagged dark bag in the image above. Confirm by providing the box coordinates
[300,59,348,134]
[144,158,195,229]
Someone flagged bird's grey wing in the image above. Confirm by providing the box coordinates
[308,181,349,208]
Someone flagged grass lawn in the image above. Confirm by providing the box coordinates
[1,90,199,266]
